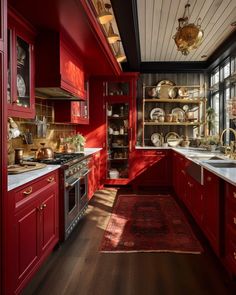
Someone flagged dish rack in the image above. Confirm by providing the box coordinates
[141,83,207,147]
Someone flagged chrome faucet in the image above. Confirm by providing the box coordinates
[220,128,236,159]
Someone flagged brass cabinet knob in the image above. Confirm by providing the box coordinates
[207,176,212,182]
[234,252,236,260]
[233,217,236,225]
[23,186,33,196]
[233,192,236,199]
[47,177,54,183]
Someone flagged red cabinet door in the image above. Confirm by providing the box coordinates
[202,169,220,254]
[39,187,58,255]
[14,199,40,290]
[131,150,171,189]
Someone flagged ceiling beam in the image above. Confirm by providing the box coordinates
[138,62,208,73]
[111,0,141,71]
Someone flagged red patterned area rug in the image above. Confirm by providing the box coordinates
[100,194,203,254]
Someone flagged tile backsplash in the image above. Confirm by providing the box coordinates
[8,98,76,164]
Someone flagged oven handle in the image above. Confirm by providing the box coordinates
[79,169,91,178]
[67,178,80,188]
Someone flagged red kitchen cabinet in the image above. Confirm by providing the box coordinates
[88,152,100,200]
[54,100,89,124]
[5,171,59,295]
[224,182,236,277]
[35,31,87,100]
[104,74,138,185]
[202,169,220,255]
[7,7,36,118]
[0,0,6,52]
[131,150,172,189]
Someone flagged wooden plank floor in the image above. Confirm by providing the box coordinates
[23,189,236,295]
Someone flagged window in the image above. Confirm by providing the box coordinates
[209,58,235,136]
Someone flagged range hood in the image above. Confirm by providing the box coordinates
[35,87,86,101]
[35,31,87,101]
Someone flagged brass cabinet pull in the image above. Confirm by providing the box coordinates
[23,187,33,196]
[38,203,47,211]
[181,169,185,175]
[47,177,54,183]
[188,182,193,188]
[234,252,236,260]
[233,192,236,199]
[233,217,236,225]
[207,176,212,182]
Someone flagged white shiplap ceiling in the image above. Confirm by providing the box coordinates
[137,0,236,62]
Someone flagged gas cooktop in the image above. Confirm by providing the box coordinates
[30,153,85,165]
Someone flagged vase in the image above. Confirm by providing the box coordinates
[74,144,80,152]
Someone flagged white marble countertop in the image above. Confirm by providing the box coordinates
[8,147,102,192]
[8,165,61,192]
[135,146,236,186]
[172,148,236,186]
[83,147,102,156]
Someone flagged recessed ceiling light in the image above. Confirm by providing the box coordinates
[231,21,236,27]
[201,55,207,58]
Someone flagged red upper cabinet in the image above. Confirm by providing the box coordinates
[7,7,36,118]
[35,31,87,100]
[0,0,7,52]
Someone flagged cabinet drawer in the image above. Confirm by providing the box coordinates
[15,172,57,208]
[226,182,236,204]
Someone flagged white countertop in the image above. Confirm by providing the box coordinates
[172,148,236,186]
[83,147,102,156]
[8,165,61,191]
[8,147,102,192]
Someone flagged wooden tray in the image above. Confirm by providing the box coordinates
[8,162,47,174]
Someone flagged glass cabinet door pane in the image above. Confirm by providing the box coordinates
[7,29,12,104]
[107,102,129,179]
[107,82,129,96]
[16,36,30,108]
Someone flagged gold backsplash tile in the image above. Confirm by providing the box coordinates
[8,98,76,164]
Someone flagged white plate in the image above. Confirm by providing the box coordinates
[156,80,175,98]
[151,133,162,147]
[17,74,26,97]
[150,107,165,120]
[171,107,185,122]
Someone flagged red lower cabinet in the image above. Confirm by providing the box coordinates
[5,171,59,295]
[131,150,172,189]
[224,182,236,277]
[202,169,220,255]
[88,152,100,200]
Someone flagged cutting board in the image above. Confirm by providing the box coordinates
[8,162,47,174]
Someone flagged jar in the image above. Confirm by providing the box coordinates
[107,106,112,116]
[165,114,172,122]
[158,115,165,122]
[119,126,124,135]
[14,148,24,164]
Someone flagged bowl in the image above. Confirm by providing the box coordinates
[167,139,181,147]
[109,169,119,179]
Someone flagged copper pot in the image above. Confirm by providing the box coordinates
[32,143,54,160]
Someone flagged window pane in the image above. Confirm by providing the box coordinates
[211,93,219,135]
[223,63,230,79]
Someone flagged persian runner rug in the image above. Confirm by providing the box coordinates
[100,194,203,253]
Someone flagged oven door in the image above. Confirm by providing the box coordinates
[78,169,90,210]
[64,177,80,231]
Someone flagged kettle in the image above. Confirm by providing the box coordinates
[31,143,54,160]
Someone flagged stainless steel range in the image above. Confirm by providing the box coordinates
[35,153,90,240]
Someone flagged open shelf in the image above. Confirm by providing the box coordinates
[144,122,202,126]
[144,98,205,103]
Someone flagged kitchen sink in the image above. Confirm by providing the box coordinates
[205,162,236,168]
[187,155,224,161]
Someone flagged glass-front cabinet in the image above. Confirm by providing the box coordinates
[7,9,35,118]
[106,101,130,183]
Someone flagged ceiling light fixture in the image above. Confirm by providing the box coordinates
[97,1,113,25]
[107,22,120,44]
[173,3,204,56]
[116,41,126,63]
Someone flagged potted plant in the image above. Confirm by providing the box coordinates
[206,135,220,151]
[206,107,216,135]
[67,133,86,152]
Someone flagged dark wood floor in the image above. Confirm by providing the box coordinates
[23,188,236,295]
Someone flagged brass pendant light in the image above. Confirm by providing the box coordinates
[97,1,113,25]
[173,3,204,55]
[116,41,126,63]
[107,22,120,44]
